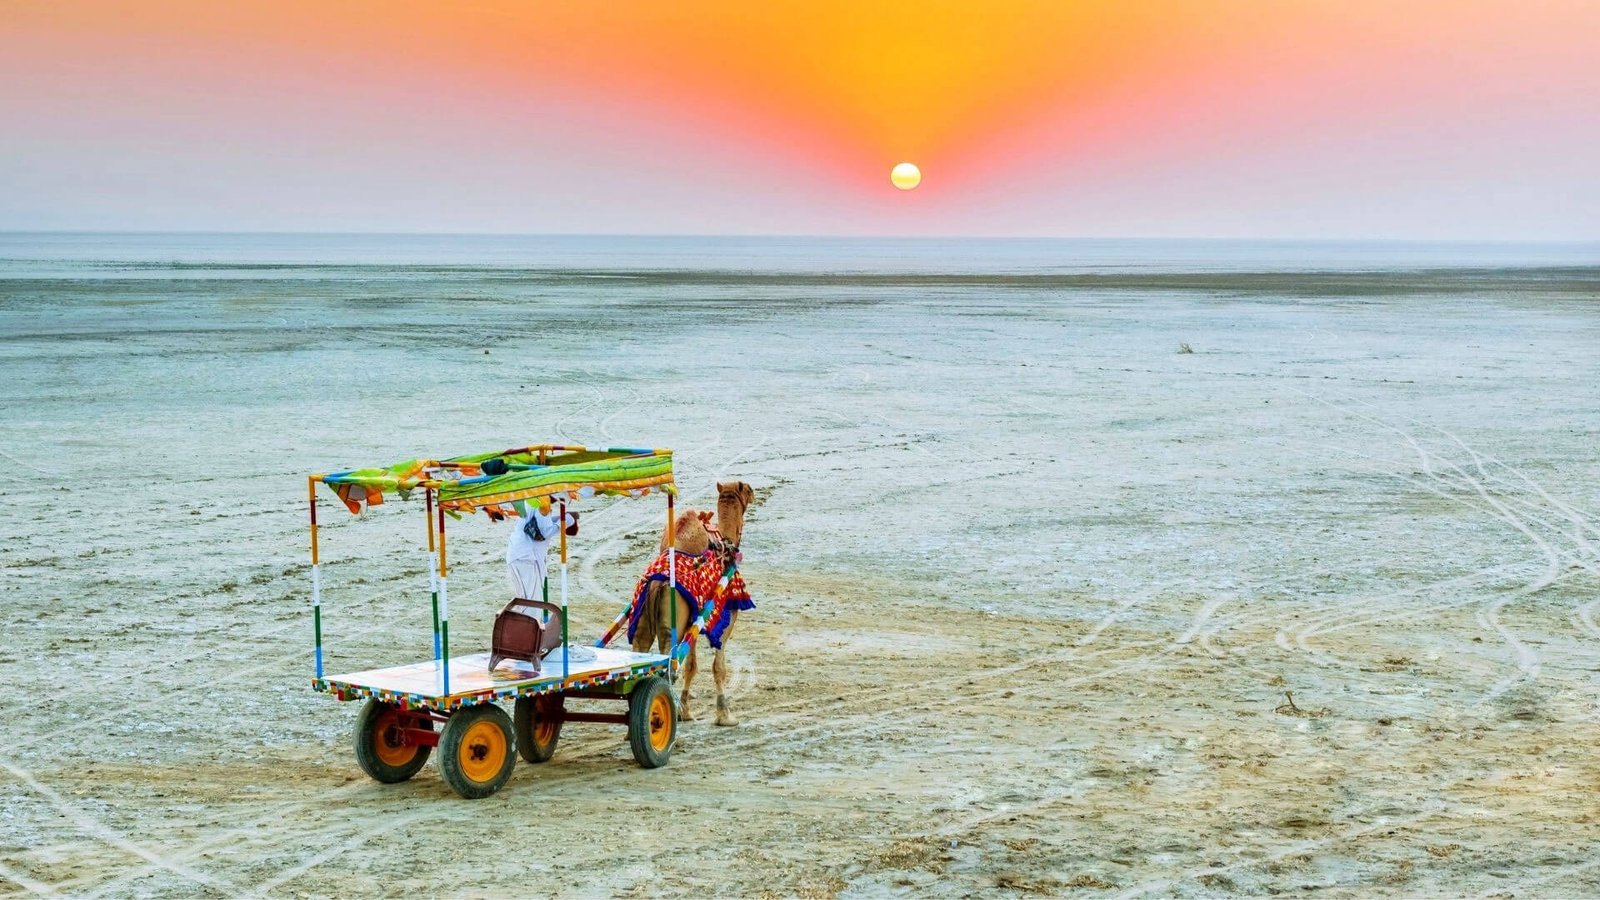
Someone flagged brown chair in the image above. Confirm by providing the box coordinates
[488,599,567,674]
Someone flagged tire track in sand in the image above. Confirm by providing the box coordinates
[1281,388,1584,702]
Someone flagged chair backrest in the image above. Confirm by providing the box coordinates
[489,599,566,673]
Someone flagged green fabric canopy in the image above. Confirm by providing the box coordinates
[319,445,674,515]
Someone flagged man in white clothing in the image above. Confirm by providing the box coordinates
[506,503,578,602]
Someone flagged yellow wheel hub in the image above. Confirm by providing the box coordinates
[649,692,672,752]
[534,718,557,745]
[534,698,559,744]
[373,711,419,767]
[457,719,508,782]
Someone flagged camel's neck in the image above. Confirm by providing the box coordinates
[715,505,744,547]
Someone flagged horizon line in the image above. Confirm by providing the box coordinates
[2,230,1598,246]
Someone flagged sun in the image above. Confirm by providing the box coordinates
[890,162,921,191]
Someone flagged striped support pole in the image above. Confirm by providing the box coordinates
[667,494,677,676]
[312,567,323,677]
[560,499,570,681]
[309,477,324,679]
[437,500,450,696]
[539,501,550,623]
[426,489,440,662]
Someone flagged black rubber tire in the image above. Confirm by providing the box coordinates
[513,693,564,763]
[438,704,516,799]
[353,699,432,784]
[627,676,676,769]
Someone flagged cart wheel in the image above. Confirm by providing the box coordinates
[514,693,564,763]
[627,676,676,769]
[438,704,515,799]
[354,699,432,784]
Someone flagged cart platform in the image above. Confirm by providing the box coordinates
[313,647,669,712]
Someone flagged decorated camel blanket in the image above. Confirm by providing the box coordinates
[627,548,754,650]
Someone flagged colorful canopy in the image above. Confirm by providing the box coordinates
[317,445,674,516]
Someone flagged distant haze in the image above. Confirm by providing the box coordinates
[3,1,1597,239]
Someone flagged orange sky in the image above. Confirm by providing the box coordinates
[2,1,1597,236]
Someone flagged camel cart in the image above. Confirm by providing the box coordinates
[307,444,711,799]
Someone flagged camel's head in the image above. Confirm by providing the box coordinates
[662,509,710,556]
[715,481,754,548]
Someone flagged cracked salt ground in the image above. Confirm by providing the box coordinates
[2,242,1600,895]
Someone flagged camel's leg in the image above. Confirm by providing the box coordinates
[653,584,673,656]
[713,610,740,727]
[679,641,699,721]
[652,589,687,654]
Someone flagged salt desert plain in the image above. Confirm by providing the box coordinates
[2,236,1600,896]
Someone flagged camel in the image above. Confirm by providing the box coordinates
[629,481,753,726]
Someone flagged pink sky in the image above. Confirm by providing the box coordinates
[1,1,1596,238]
